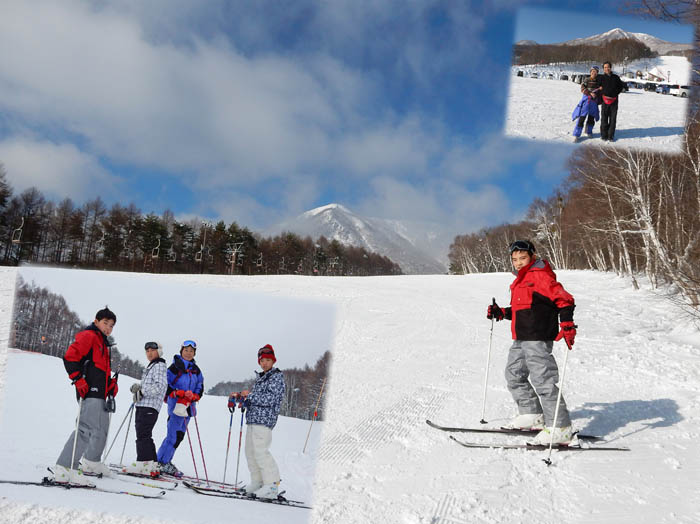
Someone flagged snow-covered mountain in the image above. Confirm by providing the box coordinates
[270,204,449,275]
[556,28,692,55]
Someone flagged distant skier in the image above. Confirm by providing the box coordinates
[230,344,286,500]
[599,61,626,141]
[156,340,204,477]
[123,341,168,476]
[486,240,577,445]
[571,65,602,142]
[52,306,119,486]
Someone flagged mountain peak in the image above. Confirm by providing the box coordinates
[303,203,352,218]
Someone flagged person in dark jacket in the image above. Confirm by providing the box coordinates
[230,344,286,500]
[52,306,119,486]
[572,65,602,141]
[599,61,626,141]
[486,241,577,445]
[156,340,204,477]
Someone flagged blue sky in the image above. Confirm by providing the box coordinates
[0,1,693,242]
[515,6,695,44]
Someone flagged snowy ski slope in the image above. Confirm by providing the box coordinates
[1,267,699,523]
[505,57,690,152]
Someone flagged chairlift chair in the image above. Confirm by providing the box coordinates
[11,217,24,244]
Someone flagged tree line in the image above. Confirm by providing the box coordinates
[513,38,656,66]
[12,276,145,378]
[0,167,401,277]
[449,112,700,311]
[207,351,330,421]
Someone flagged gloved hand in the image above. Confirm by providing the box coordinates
[172,389,186,398]
[487,302,505,321]
[227,395,236,411]
[555,321,577,348]
[131,382,143,402]
[107,377,118,397]
[192,393,201,402]
[183,390,194,401]
[74,377,89,398]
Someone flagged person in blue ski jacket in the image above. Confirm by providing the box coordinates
[230,344,286,500]
[571,66,601,142]
[156,340,204,477]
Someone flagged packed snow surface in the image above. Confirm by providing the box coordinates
[1,267,700,523]
[505,75,689,152]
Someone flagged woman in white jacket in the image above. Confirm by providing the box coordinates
[123,341,168,476]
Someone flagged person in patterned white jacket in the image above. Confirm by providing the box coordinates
[231,344,286,500]
[123,341,168,476]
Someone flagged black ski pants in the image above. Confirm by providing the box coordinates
[135,407,160,461]
[600,100,618,140]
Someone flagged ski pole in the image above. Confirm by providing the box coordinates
[118,400,135,466]
[103,402,135,462]
[479,298,496,424]
[303,377,327,453]
[222,405,234,484]
[234,407,245,487]
[186,424,200,480]
[193,412,210,485]
[70,397,84,470]
[543,338,573,467]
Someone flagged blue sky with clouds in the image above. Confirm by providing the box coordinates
[0,1,693,241]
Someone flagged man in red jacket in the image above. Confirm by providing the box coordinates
[52,306,119,485]
[487,241,577,445]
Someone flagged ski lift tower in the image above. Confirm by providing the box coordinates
[227,242,244,275]
[195,221,212,274]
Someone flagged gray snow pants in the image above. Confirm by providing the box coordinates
[504,340,571,427]
[56,397,110,469]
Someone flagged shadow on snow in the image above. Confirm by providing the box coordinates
[572,398,681,440]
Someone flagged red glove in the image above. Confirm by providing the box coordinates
[192,393,201,401]
[555,321,577,348]
[74,378,89,398]
[107,378,118,397]
[183,390,194,401]
[173,389,186,398]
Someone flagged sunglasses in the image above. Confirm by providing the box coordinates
[145,342,159,351]
[181,340,197,349]
[508,240,535,254]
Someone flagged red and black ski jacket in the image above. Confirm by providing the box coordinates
[506,259,575,341]
[63,323,112,400]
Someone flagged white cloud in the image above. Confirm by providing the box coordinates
[0,137,121,200]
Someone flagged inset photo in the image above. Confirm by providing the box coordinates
[1,267,334,524]
[505,6,694,151]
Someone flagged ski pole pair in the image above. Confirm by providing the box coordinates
[224,396,246,486]
[185,408,210,485]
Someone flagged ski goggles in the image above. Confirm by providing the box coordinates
[508,240,535,254]
[144,341,160,350]
[257,346,275,358]
[181,340,197,349]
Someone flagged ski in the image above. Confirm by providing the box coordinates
[183,480,311,509]
[449,435,630,451]
[107,465,179,488]
[0,477,167,498]
[426,419,603,441]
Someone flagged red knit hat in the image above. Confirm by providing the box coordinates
[257,344,276,363]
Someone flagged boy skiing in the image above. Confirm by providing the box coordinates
[52,306,119,486]
[487,240,577,445]
[156,340,204,477]
[123,341,168,476]
[230,344,286,500]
